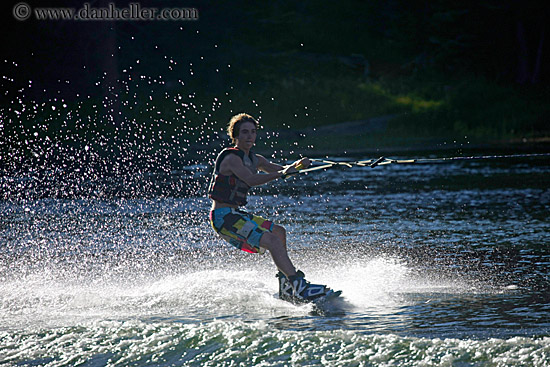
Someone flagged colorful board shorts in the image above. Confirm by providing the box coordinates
[209,207,274,254]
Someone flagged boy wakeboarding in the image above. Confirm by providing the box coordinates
[208,113,340,304]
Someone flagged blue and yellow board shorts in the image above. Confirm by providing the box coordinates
[209,207,274,254]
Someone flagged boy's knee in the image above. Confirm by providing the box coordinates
[260,232,283,251]
[273,225,286,239]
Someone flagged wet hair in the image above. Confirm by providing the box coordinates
[227,113,258,144]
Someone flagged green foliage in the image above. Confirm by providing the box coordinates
[3,0,549,167]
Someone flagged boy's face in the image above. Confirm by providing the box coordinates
[235,121,257,150]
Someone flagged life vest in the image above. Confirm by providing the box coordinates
[208,147,258,206]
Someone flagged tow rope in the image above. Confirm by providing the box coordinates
[296,153,550,174]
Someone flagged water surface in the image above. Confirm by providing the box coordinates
[1,153,549,366]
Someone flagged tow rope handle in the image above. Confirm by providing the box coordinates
[281,162,305,179]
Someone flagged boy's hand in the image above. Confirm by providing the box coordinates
[280,165,299,179]
[295,157,310,170]
[280,157,310,179]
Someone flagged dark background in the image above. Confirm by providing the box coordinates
[4,1,549,97]
[1,0,549,182]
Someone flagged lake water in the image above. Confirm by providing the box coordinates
[1,152,549,366]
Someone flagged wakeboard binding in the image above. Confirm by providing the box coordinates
[276,270,342,304]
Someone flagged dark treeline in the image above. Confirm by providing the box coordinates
[2,0,548,102]
[376,0,549,85]
[1,0,549,185]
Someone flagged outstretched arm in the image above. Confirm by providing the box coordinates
[220,154,282,187]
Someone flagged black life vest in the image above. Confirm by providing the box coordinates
[208,147,258,206]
